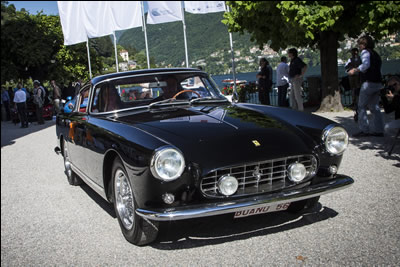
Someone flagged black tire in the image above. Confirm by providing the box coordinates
[111,157,159,246]
[63,139,82,186]
[287,196,320,213]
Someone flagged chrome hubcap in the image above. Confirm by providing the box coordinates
[115,169,134,230]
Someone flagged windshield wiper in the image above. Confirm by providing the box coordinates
[190,97,229,105]
[148,98,190,109]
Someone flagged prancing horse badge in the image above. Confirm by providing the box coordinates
[252,140,261,147]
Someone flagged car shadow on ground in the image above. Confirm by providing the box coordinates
[1,119,55,148]
[76,181,338,248]
[152,203,338,249]
[79,183,117,218]
[331,114,400,167]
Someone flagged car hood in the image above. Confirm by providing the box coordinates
[114,104,317,173]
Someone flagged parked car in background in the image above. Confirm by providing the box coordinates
[11,97,53,124]
[55,68,354,245]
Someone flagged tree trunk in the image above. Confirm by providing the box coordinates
[317,31,344,112]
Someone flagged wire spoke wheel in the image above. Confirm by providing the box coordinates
[111,157,159,245]
[114,169,135,230]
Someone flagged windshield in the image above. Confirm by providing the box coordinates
[90,72,227,113]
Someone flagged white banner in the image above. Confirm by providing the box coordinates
[58,1,143,45]
[57,1,87,45]
[184,1,226,14]
[147,1,182,24]
[82,1,114,38]
[110,1,142,31]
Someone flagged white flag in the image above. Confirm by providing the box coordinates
[184,1,226,14]
[110,1,142,31]
[147,1,183,24]
[81,1,114,38]
[57,1,87,45]
[58,1,143,45]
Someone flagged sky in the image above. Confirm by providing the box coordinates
[8,1,59,15]
[7,1,152,15]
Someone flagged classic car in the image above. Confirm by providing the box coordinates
[54,68,353,245]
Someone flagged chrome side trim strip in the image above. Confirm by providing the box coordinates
[136,175,354,221]
[70,164,108,201]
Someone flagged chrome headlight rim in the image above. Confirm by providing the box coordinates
[150,146,185,182]
[322,125,349,155]
[287,162,307,183]
[217,175,239,196]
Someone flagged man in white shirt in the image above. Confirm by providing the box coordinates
[13,85,28,128]
[276,56,289,107]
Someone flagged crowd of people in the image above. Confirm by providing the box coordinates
[255,37,399,139]
[256,47,307,111]
[1,79,81,128]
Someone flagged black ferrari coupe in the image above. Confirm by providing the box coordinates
[55,68,353,245]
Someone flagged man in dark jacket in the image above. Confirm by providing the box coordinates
[288,48,307,111]
[349,35,384,137]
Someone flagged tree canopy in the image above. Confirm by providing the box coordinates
[223,1,400,111]
[1,1,104,85]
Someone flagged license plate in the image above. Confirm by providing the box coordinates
[234,202,291,218]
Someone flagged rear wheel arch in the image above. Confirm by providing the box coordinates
[103,150,119,202]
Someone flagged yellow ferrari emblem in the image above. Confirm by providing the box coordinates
[252,140,261,147]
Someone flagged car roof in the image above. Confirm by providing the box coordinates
[90,68,204,85]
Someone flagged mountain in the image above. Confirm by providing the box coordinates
[118,12,259,74]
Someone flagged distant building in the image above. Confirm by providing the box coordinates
[128,60,137,70]
[120,50,129,61]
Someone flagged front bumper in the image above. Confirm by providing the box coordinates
[136,174,354,221]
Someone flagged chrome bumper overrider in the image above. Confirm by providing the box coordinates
[136,175,354,221]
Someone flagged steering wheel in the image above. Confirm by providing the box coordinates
[172,90,201,99]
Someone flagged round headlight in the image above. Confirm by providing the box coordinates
[151,147,185,181]
[323,126,349,155]
[288,163,307,183]
[218,175,239,196]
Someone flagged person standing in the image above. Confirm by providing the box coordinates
[13,85,28,128]
[345,48,362,119]
[2,87,11,120]
[51,80,62,114]
[349,35,384,137]
[288,48,307,111]
[276,56,290,107]
[33,80,45,125]
[256,57,271,105]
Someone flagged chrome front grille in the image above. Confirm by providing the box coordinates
[201,155,317,197]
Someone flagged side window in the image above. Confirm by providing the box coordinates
[78,86,90,113]
[90,83,122,113]
[91,87,101,113]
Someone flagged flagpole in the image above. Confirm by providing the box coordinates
[181,1,189,68]
[226,4,237,102]
[141,1,150,69]
[113,32,119,72]
[86,39,92,79]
